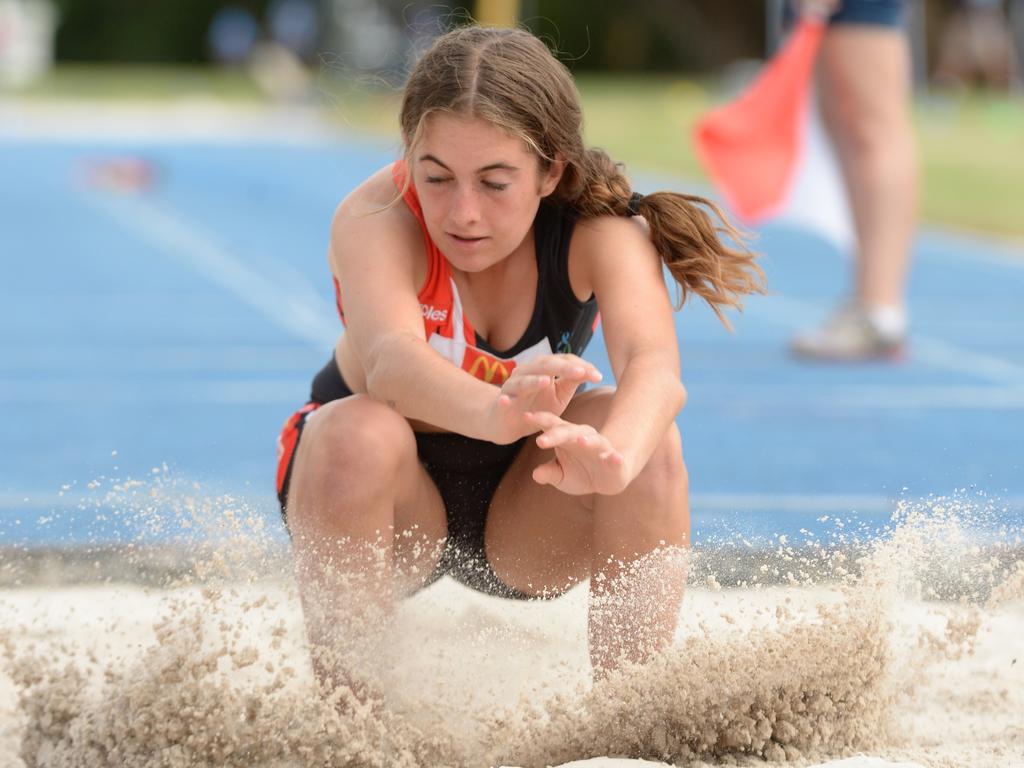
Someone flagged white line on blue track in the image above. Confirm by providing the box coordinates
[3,491,1022,515]
[83,193,338,350]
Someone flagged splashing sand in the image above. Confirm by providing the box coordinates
[0,488,1021,767]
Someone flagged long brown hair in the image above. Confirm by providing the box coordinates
[399,25,765,326]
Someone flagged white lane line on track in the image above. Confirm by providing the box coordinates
[4,379,1024,409]
[4,491,1021,515]
[83,194,338,350]
[824,385,1024,410]
[0,345,323,374]
[0,378,308,404]
[916,230,1024,271]
[0,491,276,511]
[911,338,1024,386]
[691,384,1024,410]
[691,493,893,512]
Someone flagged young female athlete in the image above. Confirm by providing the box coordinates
[275,25,763,691]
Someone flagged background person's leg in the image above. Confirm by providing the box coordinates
[792,18,918,360]
[821,24,917,310]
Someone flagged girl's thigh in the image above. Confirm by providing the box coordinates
[287,396,449,591]
[483,388,617,596]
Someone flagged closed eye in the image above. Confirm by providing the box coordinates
[483,181,509,191]
[425,175,451,184]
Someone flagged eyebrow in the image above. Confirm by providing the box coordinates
[419,154,520,174]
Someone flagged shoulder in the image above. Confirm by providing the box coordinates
[329,165,423,274]
[572,213,652,250]
[567,214,659,297]
[332,165,417,237]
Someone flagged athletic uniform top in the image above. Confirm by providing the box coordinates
[330,160,600,387]
[278,162,600,520]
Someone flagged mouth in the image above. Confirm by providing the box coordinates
[448,232,488,245]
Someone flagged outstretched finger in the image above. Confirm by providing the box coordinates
[502,374,551,397]
[598,448,625,466]
[532,355,603,383]
[531,458,564,486]
[571,432,619,461]
[532,423,589,454]
[524,410,566,431]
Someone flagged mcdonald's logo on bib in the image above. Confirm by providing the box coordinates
[466,349,515,384]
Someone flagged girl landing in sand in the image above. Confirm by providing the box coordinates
[275,25,763,694]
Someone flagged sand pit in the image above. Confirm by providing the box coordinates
[0,499,1021,767]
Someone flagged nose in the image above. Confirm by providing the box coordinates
[449,184,481,228]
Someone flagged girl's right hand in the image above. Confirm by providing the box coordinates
[485,354,603,444]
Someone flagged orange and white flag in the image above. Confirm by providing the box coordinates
[694,17,853,251]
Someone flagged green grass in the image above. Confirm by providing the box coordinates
[574,75,712,183]
[914,95,1024,238]
[13,66,1024,240]
[16,64,265,101]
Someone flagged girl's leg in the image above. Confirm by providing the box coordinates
[285,395,447,696]
[484,388,690,674]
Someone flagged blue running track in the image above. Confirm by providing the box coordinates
[1,135,1021,547]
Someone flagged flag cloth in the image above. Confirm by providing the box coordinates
[693,17,854,251]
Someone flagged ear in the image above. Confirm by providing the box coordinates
[539,154,566,197]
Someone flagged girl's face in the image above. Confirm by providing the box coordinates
[410,113,563,273]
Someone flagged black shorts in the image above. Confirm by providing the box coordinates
[276,357,540,600]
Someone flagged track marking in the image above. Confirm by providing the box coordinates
[824,385,1024,410]
[692,493,893,512]
[0,378,307,404]
[83,194,338,350]
[5,491,1020,516]
[917,229,1024,272]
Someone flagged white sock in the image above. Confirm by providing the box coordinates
[865,303,908,340]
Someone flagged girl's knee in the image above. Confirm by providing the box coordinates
[301,395,416,479]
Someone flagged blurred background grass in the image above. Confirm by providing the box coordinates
[15,65,1024,239]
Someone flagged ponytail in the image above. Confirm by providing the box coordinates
[558,147,765,329]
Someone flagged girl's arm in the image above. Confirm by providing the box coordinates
[331,175,598,442]
[571,215,687,484]
[330,183,497,438]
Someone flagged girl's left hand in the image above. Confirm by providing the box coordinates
[525,411,632,496]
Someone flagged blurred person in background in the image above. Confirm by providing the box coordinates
[789,0,919,361]
[934,0,1018,90]
[208,1,320,102]
[268,0,320,61]
[249,0,322,102]
[207,5,260,66]
[275,24,764,697]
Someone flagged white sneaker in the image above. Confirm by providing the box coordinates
[790,302,907,362]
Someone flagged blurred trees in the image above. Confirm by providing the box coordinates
[519,1,765,72]
[50,0,765,69]
[48,0,1021,88]
[52,0,270,63]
